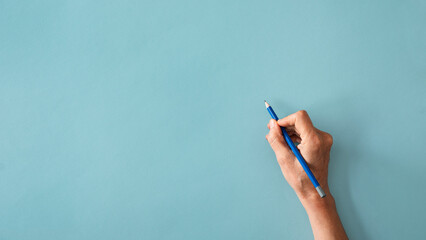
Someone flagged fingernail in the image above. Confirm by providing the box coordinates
[270,119,275,128]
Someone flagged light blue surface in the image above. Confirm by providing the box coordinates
[1,1,425,239]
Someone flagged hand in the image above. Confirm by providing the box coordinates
[266,110,333,200]
[266,110,348,240]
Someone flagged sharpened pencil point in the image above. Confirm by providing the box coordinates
[264,100,270,108]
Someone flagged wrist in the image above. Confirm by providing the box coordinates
[299,193,348,240]
[298,192,348,240]
[298,187,335,212]
[300,193,335,213]
[295,184,331,203]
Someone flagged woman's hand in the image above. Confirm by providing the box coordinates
[266,110,348,240]
[266,110,333,200]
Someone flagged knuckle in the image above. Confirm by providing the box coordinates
[297,110,308,117]
[324,132,333,146]
[266,133,273,141]
[265,133,272,142]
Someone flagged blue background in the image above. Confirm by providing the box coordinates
[1,1,425,239]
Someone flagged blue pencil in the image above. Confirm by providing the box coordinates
[265,101,326,198]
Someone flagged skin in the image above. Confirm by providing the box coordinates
[266,110,348,240]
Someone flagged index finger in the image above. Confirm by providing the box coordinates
[277,110,315,137]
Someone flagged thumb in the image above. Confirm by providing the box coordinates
[266,119,293,160]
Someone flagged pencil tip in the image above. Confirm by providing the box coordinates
[264,100,270,108]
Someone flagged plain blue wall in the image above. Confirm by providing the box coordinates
[1,1,425,239]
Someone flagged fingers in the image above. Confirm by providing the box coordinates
[266,119,293,160]
[269,121,301,143]
[290,135,301,143]
[277,110,315,137]
[286,129,298,137]
[271,124,299,139]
